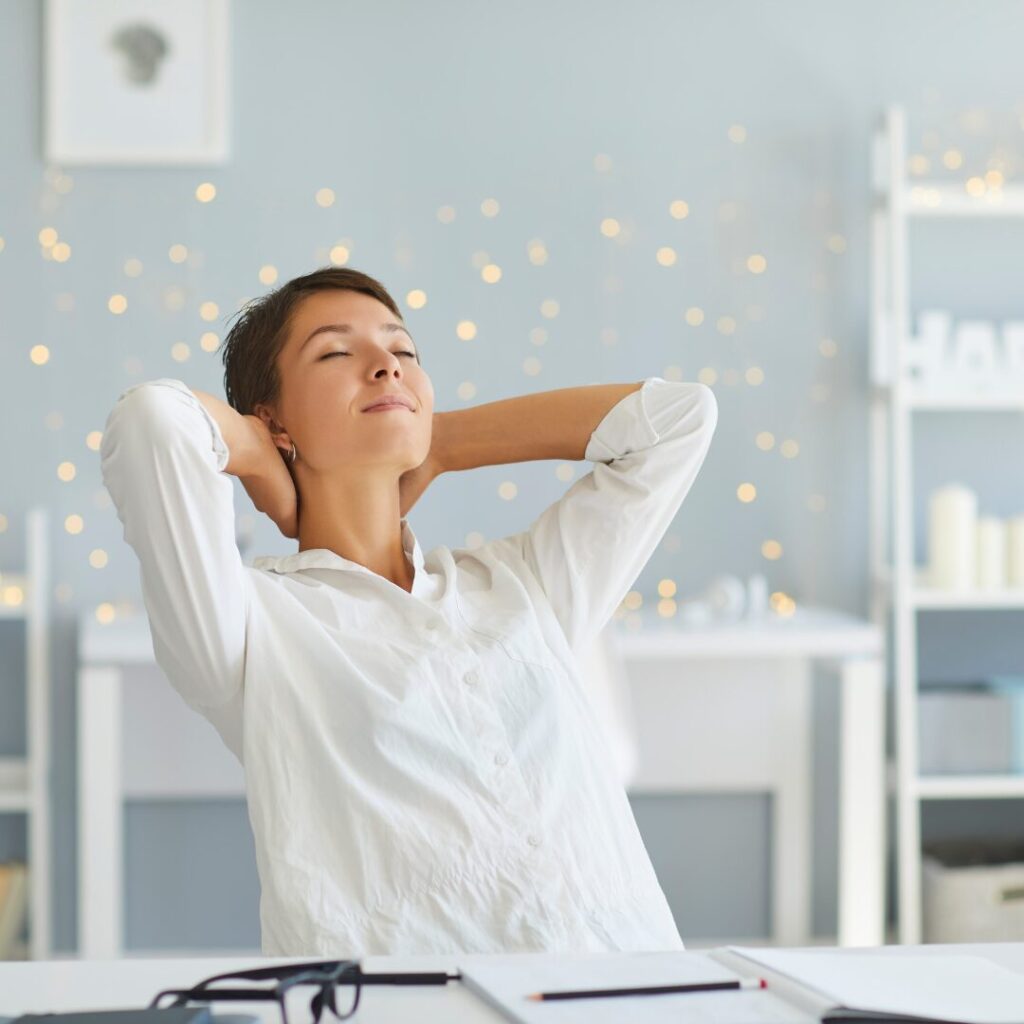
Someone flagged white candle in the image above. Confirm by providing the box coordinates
[1008,517,1024,588]
[976,518,1006,590]
[928,484,977,590]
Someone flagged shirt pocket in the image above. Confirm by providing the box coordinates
[454,589,563,673]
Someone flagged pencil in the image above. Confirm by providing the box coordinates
[525,977,767,1001]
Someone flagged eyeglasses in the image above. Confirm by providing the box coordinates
[149,960,363,1024]
[149,959,458,1024]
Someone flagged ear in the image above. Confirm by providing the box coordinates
[253,403,293,454]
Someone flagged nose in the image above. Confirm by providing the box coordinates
[372,353,403,379]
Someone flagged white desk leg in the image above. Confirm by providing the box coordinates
[774,658,812,947]
[837,656,886,946]
[77,665,123,958]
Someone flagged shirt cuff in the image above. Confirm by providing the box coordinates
[583,376,668,463]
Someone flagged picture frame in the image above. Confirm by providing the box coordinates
[43,0,231,166]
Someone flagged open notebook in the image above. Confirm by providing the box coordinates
[458,946,1024,1024]
[724,947,1024,1024]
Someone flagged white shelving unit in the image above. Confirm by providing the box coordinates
[870,106,1024,944]
[0,507,51,960]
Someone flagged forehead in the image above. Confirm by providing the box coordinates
[290,289,395,334]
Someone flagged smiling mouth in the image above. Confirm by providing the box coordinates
[363,404,413,413]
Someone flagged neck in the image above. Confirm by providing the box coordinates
[295,468,414,593]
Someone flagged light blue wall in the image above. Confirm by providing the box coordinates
[2,0,1023,953]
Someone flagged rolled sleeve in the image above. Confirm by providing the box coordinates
[100,379,249,724]
[497,377,717,658]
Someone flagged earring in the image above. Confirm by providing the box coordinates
[288,441,297,464]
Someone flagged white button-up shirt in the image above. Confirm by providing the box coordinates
[100,375,717,956]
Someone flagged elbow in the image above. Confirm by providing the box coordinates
[693,383,719,438]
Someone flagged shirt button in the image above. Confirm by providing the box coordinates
[494,752,509,766]
[527,834,542,847]
[463,669,479,686]
[424,620,439,633]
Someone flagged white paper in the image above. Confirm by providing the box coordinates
[458,951,802,1024]
[729,947,1024,1024]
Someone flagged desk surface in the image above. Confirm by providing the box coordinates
[611,606,882,659]
[2,944,1023,1023]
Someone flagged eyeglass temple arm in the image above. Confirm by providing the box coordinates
[358,971,460,985]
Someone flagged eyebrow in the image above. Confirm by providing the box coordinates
[299,322,413,353]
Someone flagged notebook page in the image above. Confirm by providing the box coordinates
[728,947,1024,1024]
[458,951,804,1024]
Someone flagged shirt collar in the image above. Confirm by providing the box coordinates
[251,517,426,583]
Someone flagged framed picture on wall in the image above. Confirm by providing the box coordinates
[43,0,230,166]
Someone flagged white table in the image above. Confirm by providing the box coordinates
[608,606,886,948]
[2,944,1022,1022]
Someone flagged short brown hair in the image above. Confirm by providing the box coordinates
[220,266,412,415]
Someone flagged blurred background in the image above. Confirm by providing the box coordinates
[2,0,1024,960]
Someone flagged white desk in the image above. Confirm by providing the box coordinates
[1,945,1022,1022]
[609,606,886,948]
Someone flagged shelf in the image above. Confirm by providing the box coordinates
[910,588,1024,610]
[905,181,1024,217]
[873,107,1024,945]
[916,774,1024,800]
[906,394,1024,411]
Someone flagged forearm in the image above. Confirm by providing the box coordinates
[433,382,644,473]
[191,388,261,477]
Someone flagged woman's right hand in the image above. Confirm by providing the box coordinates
[235,415,299,540]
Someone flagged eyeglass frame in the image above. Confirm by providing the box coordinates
[149,960,364,1024]
[148,959,459,1024]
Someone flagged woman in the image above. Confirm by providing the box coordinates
[100,266,718,957]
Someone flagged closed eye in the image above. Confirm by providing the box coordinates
[320,351,417,360]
